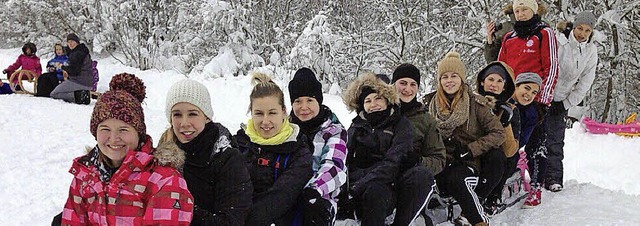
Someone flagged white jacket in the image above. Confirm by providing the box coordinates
[553,30,598,109]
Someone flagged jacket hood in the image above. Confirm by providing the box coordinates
[22,42,37,55]
[343,72,399,112]
[476,61,515,102]
[155,142,186,170]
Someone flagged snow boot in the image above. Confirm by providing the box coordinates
[74,90,90,105]
[546,183,563,192]
[453,216,471,226]
[482,196,502,216]
[521,187,541,208]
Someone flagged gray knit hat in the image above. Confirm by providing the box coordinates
[574,11,597,29]
[515,72,542,87]
[165,79,214,121]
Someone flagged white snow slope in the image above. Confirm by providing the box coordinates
[1,48,639,225]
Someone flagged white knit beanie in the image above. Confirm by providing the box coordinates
[165,79,214,121]
[513,0,538,14]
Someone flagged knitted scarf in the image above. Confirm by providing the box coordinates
[429,90,470,138]
[246,118,294,145]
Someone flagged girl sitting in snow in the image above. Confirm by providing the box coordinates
[159,79,253,225]
[59,73,194,225]
[46,43,69,82]
[233,72,312,226]
[287,67,348,226]
[422,51,505,226]
[2,42,42,88]
[474,61,519,215]
[341,72,431,226]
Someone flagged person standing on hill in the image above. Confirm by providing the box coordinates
[544,11,599,192]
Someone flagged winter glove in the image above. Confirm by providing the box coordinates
[453,140,474,161]
[350,180,365,198]
[498,104,514,127]
[191,205,215,226]
[301,188,333,226]
[549,101,566,116]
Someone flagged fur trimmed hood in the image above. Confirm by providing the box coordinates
[155,142,186,170]
[343,72,399,112]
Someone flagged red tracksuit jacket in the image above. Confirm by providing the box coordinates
[498,26,559,106]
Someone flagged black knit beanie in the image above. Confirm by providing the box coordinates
[67,33,80,43]
[392,63,421,85]
[358,86,377,111]
[288,67,323,104]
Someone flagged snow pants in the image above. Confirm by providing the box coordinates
[525,112,548,186]
[488,152,520,200]
[474,148,506,201]
[50,80,92,103]
[544,101,567,185]
[435,164,488,225]
[347,166,435,226]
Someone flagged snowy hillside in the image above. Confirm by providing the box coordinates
[1,50,639,225]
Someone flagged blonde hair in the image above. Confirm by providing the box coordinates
[248,72,285,113]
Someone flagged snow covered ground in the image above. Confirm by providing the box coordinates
[1,48,639,225]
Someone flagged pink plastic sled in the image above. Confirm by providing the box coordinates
[582,114,640,136]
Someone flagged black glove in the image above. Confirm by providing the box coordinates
[498,104,513,127]
[549,101,566,116]
[191,205,214,226]
[454,141,474,161]
[301,188,333,225]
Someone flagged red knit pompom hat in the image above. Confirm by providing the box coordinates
[90,73,147,138]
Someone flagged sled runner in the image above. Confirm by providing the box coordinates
[8,70,38,95]
[582,114,640,137]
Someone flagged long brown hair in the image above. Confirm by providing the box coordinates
[435,80,466,115]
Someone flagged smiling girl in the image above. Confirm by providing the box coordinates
[342,72,431,226]
[160,79,253,225]
[233,72,312,226]
[423,52,505,226]
[60,73,193,225]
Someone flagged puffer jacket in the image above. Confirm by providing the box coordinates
[47,54,69,80]
[234,124,312,226]
[5,54,42,77]
[62,44,94,87]
[498,21,559,106]
[296,108,348,204]
[347,108,413,191]
[424,90,506,171]
[61,136,194,225]
[343,72,412,191]
[553,30,598,109]
[178,122,253,226]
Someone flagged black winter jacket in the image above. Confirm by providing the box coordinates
[179,122,253,226]
[233,126,313,226]
[347,108,413,194]
[62,43,93,87]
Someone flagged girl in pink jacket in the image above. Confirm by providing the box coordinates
[2,42,42,84]
[60,73,194,225]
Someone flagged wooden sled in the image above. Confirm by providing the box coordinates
[8,70,38,95]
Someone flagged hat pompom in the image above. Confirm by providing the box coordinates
[109,73,146,103]
[445,52,460,59]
